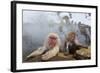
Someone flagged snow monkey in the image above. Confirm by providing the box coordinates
[26,33,61,61]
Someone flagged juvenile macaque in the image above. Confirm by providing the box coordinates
[26,33,61,61]
[63,32,88,55]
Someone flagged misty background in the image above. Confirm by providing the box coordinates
[22,10,91,61]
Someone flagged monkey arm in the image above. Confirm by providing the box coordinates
[26,47,46,58]
[41,46,59,60]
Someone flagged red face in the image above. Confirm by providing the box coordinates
[48,36,57,48]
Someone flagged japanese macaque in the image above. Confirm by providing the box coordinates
[26,33,61,61]
[63,32,88,55]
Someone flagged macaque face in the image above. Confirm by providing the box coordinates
[68,34,76,42]
[48,36,57,48]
